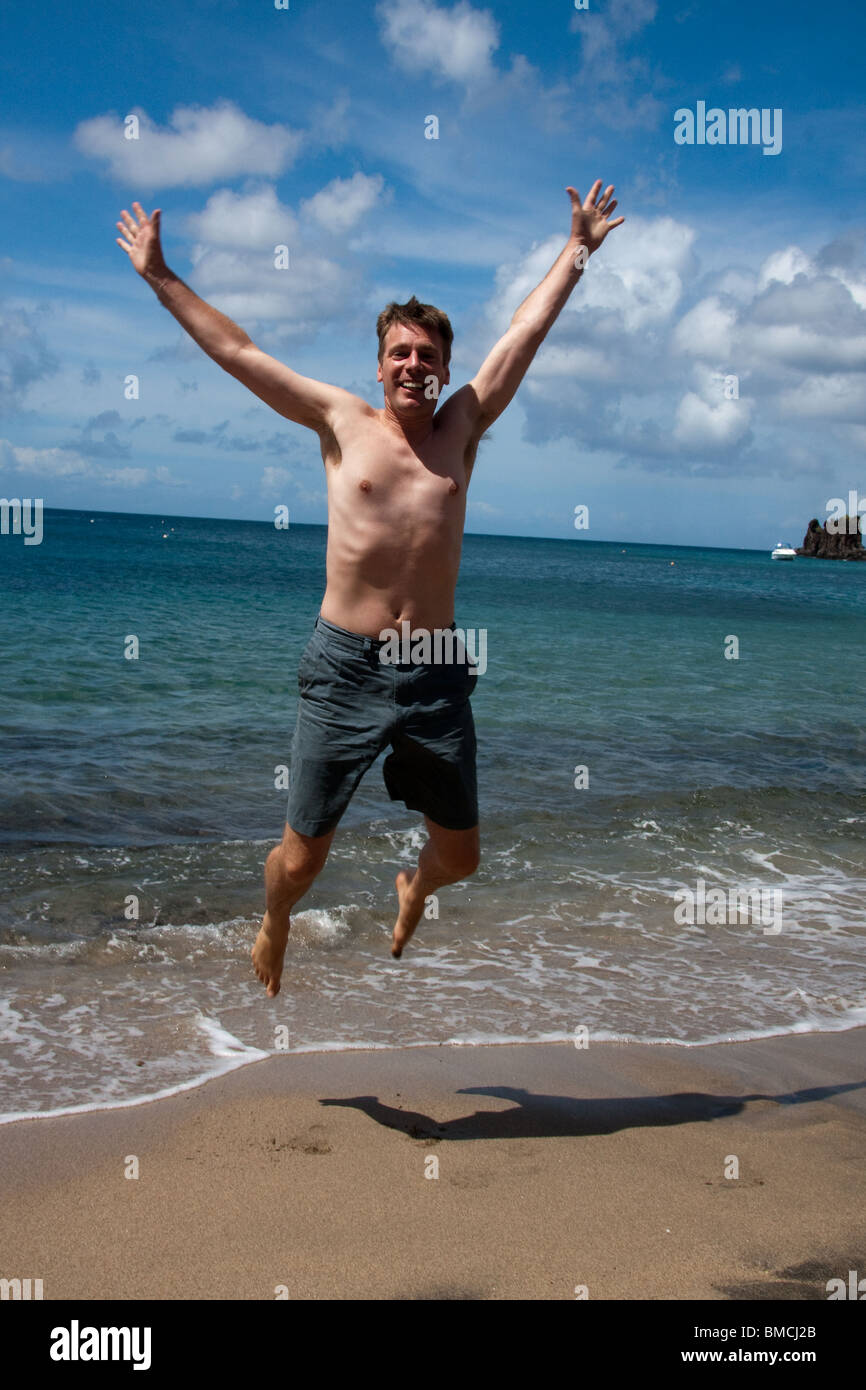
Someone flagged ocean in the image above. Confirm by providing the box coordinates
[1,507,864,1121]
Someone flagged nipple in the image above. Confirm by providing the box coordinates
[359,479,372,493]
[448,479,459,494]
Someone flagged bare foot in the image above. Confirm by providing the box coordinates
[392,869,426,959]
[251,911,289,997]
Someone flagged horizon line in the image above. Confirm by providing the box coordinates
[31,504,801,556]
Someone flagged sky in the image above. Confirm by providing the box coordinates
[1,0,865,549]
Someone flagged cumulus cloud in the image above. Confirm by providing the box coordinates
[301,172,386,233]
[186,185,299,250]
[74,100,302,187]
[673,297,737,360]
[376,0,500,87]
[472,218,866,473]
[0,438,151,486]
[485,218,695,343]
[183,183,359,333]
[187,243,352,332]
[374,0,572,121]
[758,245,813,291]
[673,391,752,449]
[577,217,697,332]
[776,374,866,420]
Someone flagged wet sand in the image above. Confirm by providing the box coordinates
[1,1029,864,1300]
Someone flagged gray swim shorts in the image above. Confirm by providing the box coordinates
[286,615,479,837]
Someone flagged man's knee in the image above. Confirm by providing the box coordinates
[431,826,480,882]
[273,823,333,882]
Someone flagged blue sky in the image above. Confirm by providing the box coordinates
[2,0,865,548]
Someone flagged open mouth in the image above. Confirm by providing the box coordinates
[400,381,424,393]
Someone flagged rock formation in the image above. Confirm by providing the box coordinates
[796,517,865,560]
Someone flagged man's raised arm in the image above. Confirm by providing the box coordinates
[448,180,625,440]
[116,201,342,434]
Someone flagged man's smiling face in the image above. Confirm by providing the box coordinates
[377,322,450,418]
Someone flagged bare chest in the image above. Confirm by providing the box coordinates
[324,417,469,515]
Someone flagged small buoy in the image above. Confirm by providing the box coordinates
[670,561,675,565]
[162,533,168,539]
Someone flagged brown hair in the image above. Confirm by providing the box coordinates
[376,295,453,368]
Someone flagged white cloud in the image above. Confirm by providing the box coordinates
[376,0,500,87]
[186,185,298,249]
[578,218,696,332]
[529,343,619,384]
[472,214,866,465]
[673,391,751,449]
[777,374,866,420]
[188,244,352,332]
[757,245,813,291]
[1,439,89,477]
[486,218,695,344]
[301,172,386,233]
[74,100,302,187]
[673,296,737,359]
[0,438,157,487]
[739,322,866,372]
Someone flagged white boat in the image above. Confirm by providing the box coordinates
[771,541,797,560]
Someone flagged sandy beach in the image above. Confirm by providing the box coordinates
[1,1028,863,1301]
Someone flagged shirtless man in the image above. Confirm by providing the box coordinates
[116,181,624,995]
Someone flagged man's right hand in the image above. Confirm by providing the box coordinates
[116,201,167,282]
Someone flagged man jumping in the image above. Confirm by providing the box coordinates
[116,181,624,995]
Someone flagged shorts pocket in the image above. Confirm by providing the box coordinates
[297,635,319,694]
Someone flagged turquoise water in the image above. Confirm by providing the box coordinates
[1,508,864,1119]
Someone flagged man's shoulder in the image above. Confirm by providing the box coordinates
[435,383,486,438]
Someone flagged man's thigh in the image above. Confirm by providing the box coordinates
[383,661,478,831]
[286,629,391,837]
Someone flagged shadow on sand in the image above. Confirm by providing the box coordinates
[319,1079,866,1141]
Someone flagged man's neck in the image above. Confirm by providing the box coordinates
[380,401,436,449]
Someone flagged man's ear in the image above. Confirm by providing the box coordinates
[376,360,383,382]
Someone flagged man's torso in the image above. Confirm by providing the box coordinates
[317,395,480,638]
